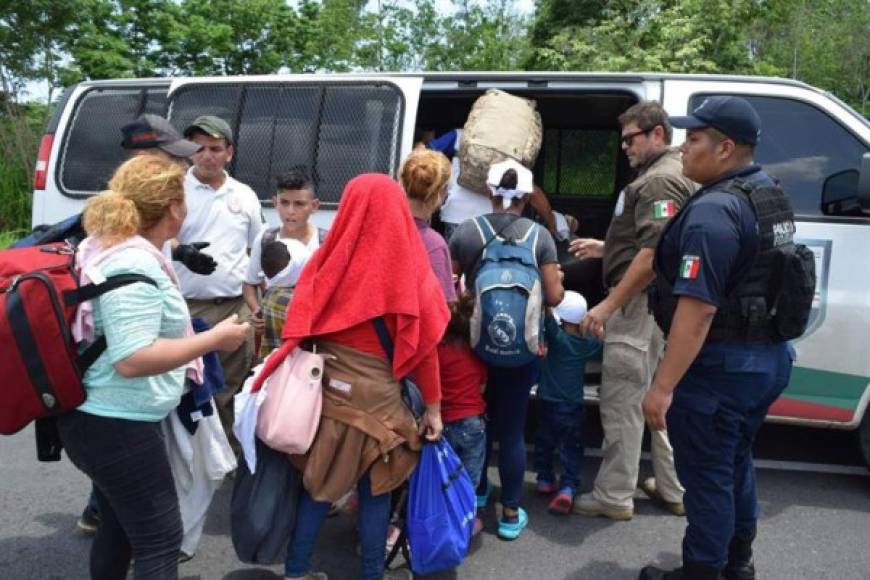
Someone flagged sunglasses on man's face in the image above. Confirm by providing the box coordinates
[620,126,656,147]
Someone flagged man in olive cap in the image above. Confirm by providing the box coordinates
[178,115,264,451]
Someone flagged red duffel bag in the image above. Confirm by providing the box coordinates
[0,242,154,435]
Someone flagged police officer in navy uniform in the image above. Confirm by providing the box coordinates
[638,97,798,580]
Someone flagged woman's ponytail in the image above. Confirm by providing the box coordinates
[82,191,140,246]
[82,155,185,246]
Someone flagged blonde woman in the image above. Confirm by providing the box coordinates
[57,155,249,580]
[399,148,456,302]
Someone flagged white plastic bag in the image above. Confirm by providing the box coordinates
[233,360,268,473]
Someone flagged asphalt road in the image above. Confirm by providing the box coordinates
[2,419,869,580]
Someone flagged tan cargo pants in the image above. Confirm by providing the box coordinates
[591,292,684,508]
[187,296,254,453]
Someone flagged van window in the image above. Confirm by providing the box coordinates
[58,87,168,195]
[689,94,867,217]
[169,83,404,204]
[540,129,619,197]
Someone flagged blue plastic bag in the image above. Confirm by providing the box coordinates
[407,439,476,574]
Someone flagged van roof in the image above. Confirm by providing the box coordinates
[71,71,819,91]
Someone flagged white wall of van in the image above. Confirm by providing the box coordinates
[30,72,870,464]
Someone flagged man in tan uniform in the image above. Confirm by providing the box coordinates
[570,101,696,519]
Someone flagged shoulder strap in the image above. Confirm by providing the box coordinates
[473,215,497,245]
[517,224,541,267]
[63,274,157,307]
[373,317,395,364]
[66,274,158,374]
[470,215,521,269]
[723,177,756,199]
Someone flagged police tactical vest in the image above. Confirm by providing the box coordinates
[651,177,816,343]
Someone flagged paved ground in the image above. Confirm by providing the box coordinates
[2,418,869,580]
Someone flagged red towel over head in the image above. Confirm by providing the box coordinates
[253,173,449,390]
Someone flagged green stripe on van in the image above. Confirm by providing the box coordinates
[783,367,870,411]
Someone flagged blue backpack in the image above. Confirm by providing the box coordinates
[469,215,545,368]
[406,440,476,575]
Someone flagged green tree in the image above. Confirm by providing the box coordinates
[751,0,869,115]
[170,0,296,75]
[532,0,767,74]
[290,0,364,72]
[526,0,607,68]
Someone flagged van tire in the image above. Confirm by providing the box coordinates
[859,411,870,470]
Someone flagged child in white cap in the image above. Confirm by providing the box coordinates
[534,290,602,514]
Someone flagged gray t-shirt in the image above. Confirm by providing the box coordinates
[448,214,558,289]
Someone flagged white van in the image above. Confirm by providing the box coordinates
[31,72,870,465]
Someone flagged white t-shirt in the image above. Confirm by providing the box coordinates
[439,154,493,226]
[177,169,264,299]
[245,224,320,289]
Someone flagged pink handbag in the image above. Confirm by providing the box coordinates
[255,347,327,455]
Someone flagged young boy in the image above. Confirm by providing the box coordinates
[244,168,322,358]
[534,291,602,515]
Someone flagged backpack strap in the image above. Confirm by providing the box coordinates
[515,224,541,267]
[65,274,158,375]
[470,215,521,270]
[473,215,498,245]
[64,274,157,307]
[373,317,396,366]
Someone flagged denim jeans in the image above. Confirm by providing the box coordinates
[480,361,540,510]
[286,473,390,579]
[57,410,182,580]
[443,415,487,490]
[534,400,584,492]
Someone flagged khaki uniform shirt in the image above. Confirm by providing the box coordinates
[602,148,697,287]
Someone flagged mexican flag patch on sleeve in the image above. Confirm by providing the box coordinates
[679,255,701,279]
[653,199,676,219]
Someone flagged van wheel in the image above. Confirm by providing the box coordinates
[859,411,870,470]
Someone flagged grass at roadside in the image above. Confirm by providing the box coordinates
[0,229,28,249]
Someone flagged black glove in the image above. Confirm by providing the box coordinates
[172,242,217,275]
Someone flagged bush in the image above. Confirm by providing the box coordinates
[0,100,49,235]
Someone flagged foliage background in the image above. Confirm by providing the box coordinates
[1,0,867,242]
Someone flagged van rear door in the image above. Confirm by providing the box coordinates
[32,80,171,227]
[166,75,422,228]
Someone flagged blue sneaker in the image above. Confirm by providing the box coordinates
[476,481,492,509]
[497,507,528,541]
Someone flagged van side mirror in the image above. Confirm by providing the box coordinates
[821,169,861,216]
[821,154,870,217]
[858,152,870,213]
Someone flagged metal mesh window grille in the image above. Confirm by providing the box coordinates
[59,87,169,195]
[540,129,619,197]
[169,82,403,204]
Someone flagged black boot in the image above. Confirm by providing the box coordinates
[722,529,756,580]
[639,562,722,580]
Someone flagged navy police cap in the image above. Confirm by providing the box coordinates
[669,96,762,146]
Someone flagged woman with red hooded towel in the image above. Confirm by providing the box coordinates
[252,173,449,580]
